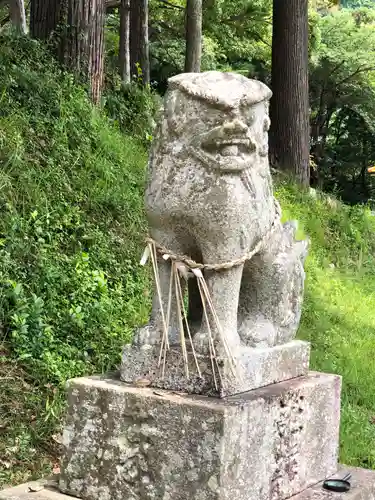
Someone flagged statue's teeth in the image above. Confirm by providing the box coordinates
[221,145,238,157]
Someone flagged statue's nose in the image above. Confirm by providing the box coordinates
[223,119,249,135]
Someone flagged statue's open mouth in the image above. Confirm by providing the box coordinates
[206,138,252,158]
[195,136,256,171]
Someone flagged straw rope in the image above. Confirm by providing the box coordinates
[145,197,281,271]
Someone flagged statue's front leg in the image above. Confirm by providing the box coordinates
[193,244,243,356]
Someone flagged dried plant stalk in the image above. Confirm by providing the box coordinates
[145,244,240,386]
[175,263,202,378]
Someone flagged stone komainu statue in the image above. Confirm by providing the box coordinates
[134,71,308,353]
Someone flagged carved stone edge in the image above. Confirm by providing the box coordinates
[120,340,310,397]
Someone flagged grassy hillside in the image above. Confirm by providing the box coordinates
[278,182,375,468]
[1,32,375,487]
[0,33,150,486]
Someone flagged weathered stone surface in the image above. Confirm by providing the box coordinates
[59,371,340,500]
[120,339,310,397]
[134,70,309,362]
[4,467,375,500]
[293,466,375,499]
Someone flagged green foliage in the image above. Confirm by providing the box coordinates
[0,32,150,385]
[203,0,272,74]
[341,0,374,8]
[0,357,62,486]
[309,7,375,202]
[103,15,161,142]
[104,78,161,145]
[104,0,273,91]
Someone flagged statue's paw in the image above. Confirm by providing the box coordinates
[132,324,161,347]
[192,332,211,355]
[238,317,277,348]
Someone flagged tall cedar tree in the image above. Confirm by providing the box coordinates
[30,0,61,40]
[119,0,131,84]
[185,0,202,72]
[9,0,26,33]
[130,0,150,84]
[30,0,105,104]
[269,0,310,186]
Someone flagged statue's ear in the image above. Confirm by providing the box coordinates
[165,90,187,137]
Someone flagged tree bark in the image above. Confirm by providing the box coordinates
[30,0,105,104]
[130,0,150,85]
[30,0,62,40]
[59,0,106,103]
[9,0,27,33]
[269,0,310,187]
[184,0,202,73]
[119,0,131,84]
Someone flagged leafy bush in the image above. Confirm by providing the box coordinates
[104,75,161,145]
[0,32,150,384]
[276,181,375,270]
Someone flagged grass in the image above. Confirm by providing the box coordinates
[277,181,375,468]
[0,350,62,486]
[1,31,375,489]
[301,270,375,467]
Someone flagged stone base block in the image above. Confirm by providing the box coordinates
[120,339,310,396]
[3,468,375,500]
[59,371,340,500]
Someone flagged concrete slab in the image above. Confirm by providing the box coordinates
[0,479,71,500]
[2,466,375,500]
[292,466,375,499]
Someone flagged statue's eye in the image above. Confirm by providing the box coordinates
[248,113,255,125]
[263,117,271,132]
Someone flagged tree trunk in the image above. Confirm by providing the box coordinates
[30,0,105,103]
[269,0,310,187]
[9,0,27,33]
[184,0,202,73]
[59,0,106,103]
[30,0,62,40]
[119,0,131,84]
[130,0,150,85]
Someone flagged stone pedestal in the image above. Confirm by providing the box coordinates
[59,371,340,500]
[120,340,310,397]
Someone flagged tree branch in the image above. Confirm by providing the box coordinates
[106,0,120,8]
[328,60,345,77]
[105,0,184,9]
[157,0,184,10]
[153,19,181,35]
[336,65,375,87]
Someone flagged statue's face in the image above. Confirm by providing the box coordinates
[166,91,271,172]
